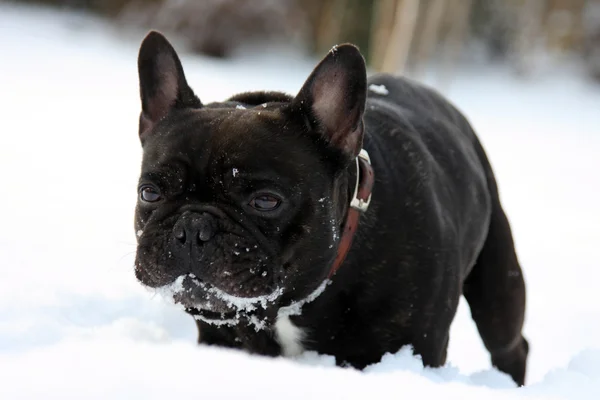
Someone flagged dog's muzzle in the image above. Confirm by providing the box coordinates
[171,211,217,253]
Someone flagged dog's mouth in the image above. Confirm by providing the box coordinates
[189,308,237,321]
[157,274,283,322]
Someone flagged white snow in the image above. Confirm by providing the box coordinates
[277,279,331,318]
[369,83,389,95]
[155,275,186,300]
[275,315,305,357]
[197,282,283,313]
[1,3,599,399]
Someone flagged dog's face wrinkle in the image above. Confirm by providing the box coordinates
[135,105,348,312]
[137,193,280,294]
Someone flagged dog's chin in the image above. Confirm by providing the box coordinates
[172,286,235,315]
[159,274,283,321]
[190,308,238,322]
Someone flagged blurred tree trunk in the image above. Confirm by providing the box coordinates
[545,0,586,52]
[412,0,446,78]
[438,0,473,85]
[369,0,397,71]
[512,0,546,75]
[311,0,347,55]
[308,0,376,59]
[14,0,597,82]
[381,0,420,73]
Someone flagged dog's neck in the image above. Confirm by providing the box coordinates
[328,149,374,278]
[273,150,374,321]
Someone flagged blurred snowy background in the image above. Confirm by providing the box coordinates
[7,0,600,82]
[0,0,599,399]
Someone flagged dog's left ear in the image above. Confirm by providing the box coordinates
[292,44,367,160]
[137,31,201,139]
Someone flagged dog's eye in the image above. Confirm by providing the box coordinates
[140,186,161,202]
[249,194,281,211]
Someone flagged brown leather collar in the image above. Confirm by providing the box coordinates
[328,149,375,278]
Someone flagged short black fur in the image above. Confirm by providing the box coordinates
[133,31,529,386]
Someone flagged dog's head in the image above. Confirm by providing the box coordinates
[134,32,367,322]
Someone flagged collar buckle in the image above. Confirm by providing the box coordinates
[349,149,372,212]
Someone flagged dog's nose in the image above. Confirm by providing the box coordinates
[195,213,217,242]
[174,224,186,243]
[173,212,217,245]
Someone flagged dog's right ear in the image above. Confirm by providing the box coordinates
[291,44,367,162]
[137,31,201,140]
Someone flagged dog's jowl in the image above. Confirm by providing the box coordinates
[134,31,529,385]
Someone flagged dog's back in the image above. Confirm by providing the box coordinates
[362,74,491,281]
[133,32,528,386]
[351,74,528,385]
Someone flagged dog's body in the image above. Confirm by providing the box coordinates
[134,32,528,385]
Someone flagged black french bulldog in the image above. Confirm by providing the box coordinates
[134,31,529,385]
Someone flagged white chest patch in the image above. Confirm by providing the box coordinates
[274,315,305,357]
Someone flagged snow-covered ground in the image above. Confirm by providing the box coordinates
[1,4,599,399]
